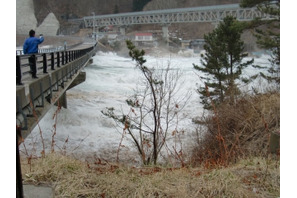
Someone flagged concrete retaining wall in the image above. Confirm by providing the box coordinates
[16,0,60,36]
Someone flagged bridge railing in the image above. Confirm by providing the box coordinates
[16,44,96,83]
[16,47,63,55]
[16,42,85,55]
[16,44,98,132]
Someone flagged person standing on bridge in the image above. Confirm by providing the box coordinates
[23,29,44,78]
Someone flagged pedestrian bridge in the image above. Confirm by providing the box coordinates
[16,42,98,139]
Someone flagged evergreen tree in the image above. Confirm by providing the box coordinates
[194,16,254,109]
[113,4,119,14]
[133,0,152,11]
[240,0,280,85]
[194,30,227,109]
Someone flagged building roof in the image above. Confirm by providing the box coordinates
[135,32,152,36]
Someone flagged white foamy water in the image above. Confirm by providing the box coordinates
[20,50,271,165]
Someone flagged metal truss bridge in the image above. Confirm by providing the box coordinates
[77,4,274,28]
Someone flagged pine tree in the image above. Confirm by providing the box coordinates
[194,30,228,109]
[194,16,254,109]
[240,0,280,85]
[133,0,152,11]
[113,4,119,14]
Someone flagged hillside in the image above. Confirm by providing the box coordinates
[144,0,240,10]
[142,0,243,40]
[21,153,280,197]
[32,0,241,25]
[17,0,257,50]
[32,0,134,26]
[16,0,240,37]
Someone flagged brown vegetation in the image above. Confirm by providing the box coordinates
[19,78,280,197]
[19,61,280,197]
[191,91,280,167]
[21,153,279,197]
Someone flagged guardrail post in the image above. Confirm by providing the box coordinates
[62,52,65,65]
[57,52,60,67]
[16,126,24,198]
[51,53,55,70]
[43,53,48,73]
[16,56,22,85]
[75,51,77,59]
[65,51,68,64]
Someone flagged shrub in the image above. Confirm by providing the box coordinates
[191,91,280,166]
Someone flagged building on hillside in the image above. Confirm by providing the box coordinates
[189,39,205,53]
[107,32,119,40]
[181,40,191,49]
[134,32,155,47]
[104,25,113,32]
[135,33,153,41]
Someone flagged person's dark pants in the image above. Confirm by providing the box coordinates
[28,55,37,77]
[16,56,22,85]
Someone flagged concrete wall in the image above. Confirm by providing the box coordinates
[16,0,60,36]
[16,0,37,34]
[36,13,60,36]
[16,53,94,138]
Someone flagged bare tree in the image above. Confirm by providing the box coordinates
[102,40,190,165]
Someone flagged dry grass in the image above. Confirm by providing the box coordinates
[191,92,280,166]
[21,153,279,197]
[19,88,280,197]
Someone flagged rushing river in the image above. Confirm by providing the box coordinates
[20,49,271,165]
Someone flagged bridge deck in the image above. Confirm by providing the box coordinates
[16,43,98,138]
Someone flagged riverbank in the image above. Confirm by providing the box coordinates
[21,153,279,197]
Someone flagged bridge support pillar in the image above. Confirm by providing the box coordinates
[68,71,86,90]
[162,25,169,41]
[58,92,67,109]
[56,71,86,109]
[120,27,126,35]
[162,25,170,46]
[54,71,86,109]
[212,22,219,29]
